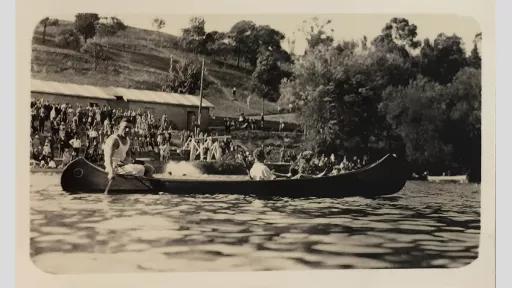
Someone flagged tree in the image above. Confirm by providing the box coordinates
[444,67,481,180]
[38,17,59,44]
[111,17,127,31]
[74,13,100,43]
[380,76,452,172]
[367,45,416,88]
[55,28,81,50]
[152,18,166,31]
[80,41,112,70]
[180,17,207,54]
[361,35,368,51]
[467,43,481,69]
[380,68,481,178]
[418,38,436,79]
[251,50,284,101]
[299,17,334,51]
[204,31,231,59]
[249,25,286,65]
[161,58,202,94]
[186,17,206,38]
[279,43,387,156]
[229,20,257,67]
[372,17,421,55]
[467,33,482,69]
[152,18,166,47]
[419,33,467,84]
[96,16,126,38]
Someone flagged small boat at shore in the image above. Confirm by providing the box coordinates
[427,175,469,184]
[61,154,410,198]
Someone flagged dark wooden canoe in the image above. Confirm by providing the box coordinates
[61,154,409,198]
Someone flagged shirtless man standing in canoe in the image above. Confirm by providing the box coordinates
[104,118,154,180]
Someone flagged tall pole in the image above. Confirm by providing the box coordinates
[169,55,173,73]
[261,97,264,116]
[197,58,205,128]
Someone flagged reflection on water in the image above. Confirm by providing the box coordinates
[30,173,480,273]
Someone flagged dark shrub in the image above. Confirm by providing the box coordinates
[55,28,81,50]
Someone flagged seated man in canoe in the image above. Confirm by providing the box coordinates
[249,148,275,180]
[104,118,154,180]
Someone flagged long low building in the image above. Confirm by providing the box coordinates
[31,79,214,130]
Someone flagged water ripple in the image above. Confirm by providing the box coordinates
[30,175,480,273]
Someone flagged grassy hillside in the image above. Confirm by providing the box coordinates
[31,20,281,117]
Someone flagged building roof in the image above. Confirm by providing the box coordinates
[31,79,214,108]
[111,87,214,108]
[31,79,115,100]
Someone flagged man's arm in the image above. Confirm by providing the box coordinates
[125,146,135,164]
[262,166,276,180]
[104,136,119,179]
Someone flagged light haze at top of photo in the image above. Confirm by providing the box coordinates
[57,14,481,55]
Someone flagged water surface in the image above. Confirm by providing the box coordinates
[30,173,480,273]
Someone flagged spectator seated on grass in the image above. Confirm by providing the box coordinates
[47,158,57,169]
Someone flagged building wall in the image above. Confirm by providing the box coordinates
[31,92,210,130]
[125,101,210,130]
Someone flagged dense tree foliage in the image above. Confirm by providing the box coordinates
[467,33,482,69]
[381,67,481,178]
[444,68,481,180]
[251,50,287,101]
[55,28,81,50]
[161,58,202,94]
[74,13,100,43]
[177,18,291,71]
[381,77,453,170]
[300,17,334,51]
[96,17,127,38]
[204,31,231,59]
[80,41,112,70]
[228,20,257,67]
[419,33,467,84]
[280,44,389,156]
[180,17,207,54]
[280,17,481,180]
[372,17,421,53]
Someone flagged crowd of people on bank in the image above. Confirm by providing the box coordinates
[223,113,264,133]
[30,99,267,169]
[30,99,369,176]
[223,113,287,134]
[29,99,192,168]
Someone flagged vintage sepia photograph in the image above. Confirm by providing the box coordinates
[28,12,483,274]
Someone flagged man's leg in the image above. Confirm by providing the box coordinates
[116,164,146,177]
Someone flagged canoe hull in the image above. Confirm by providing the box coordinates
[61,154,409,198]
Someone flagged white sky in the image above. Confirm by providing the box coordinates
[59,14,481,55]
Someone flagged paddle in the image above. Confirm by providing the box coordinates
[104,178,113,195]
[272,171,293,178]
[272,168,328,179]
[314,168,329,178]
